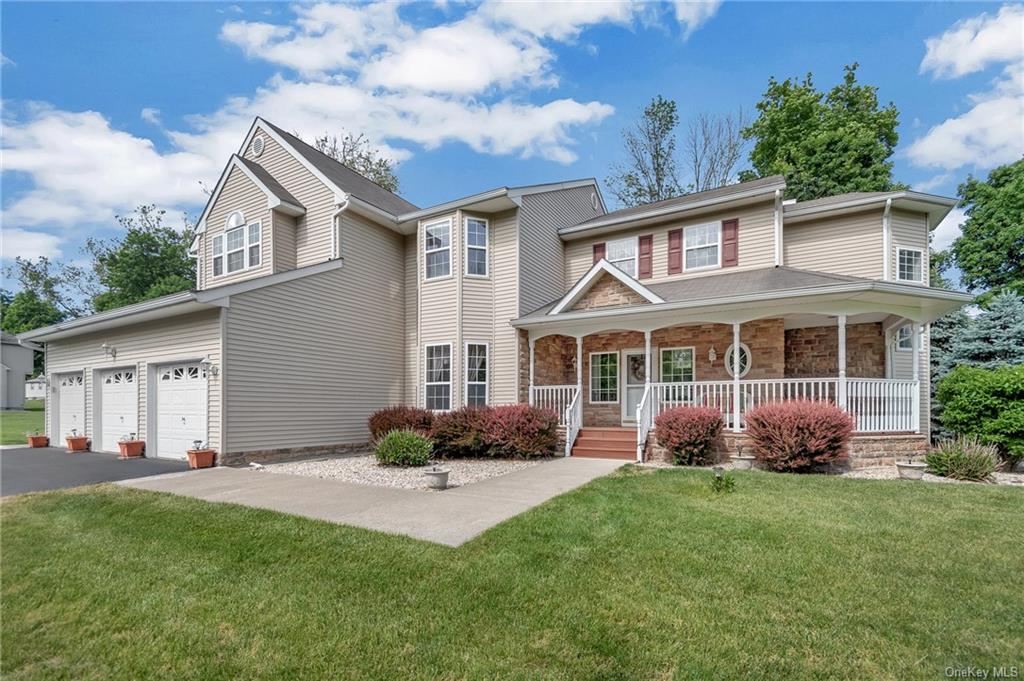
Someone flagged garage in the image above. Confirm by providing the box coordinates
[98,368,138,453]
[56,373,85,439]
[154,363,207,460]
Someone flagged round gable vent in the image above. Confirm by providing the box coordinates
[252,135,265,157]
[591,192,600,211]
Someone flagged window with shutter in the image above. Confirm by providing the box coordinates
[593,242,606,263]
[638,235,653,279]
[667,229,682,274]
[722,218,739,267]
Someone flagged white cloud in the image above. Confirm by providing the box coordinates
[1,52,13,67]
[912,172,954,193]
[931,207,966,252]
[1,228,64,261]
[920,4,1024,78]
[673,1,724,37]
[140,107,161,125]
[479,1,635,40]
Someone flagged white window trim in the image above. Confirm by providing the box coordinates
[659,346,697,382]
[464,341,489,407]
[589,351,619,404]
[423,218,453,282]
[606,235,639,277]
[897,247,924,283]
[214,220,261,277]
[424,342,453,411]
[896,325,913,352]
[212,234,225,278]
[464,217,489,278]
[683,221,722,272]
[226,211,245,230]
[724,342,752,378]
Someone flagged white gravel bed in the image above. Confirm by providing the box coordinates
[263,454,540,490]
[841,466,1024,486]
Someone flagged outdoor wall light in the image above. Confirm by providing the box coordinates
[101,342,117,360]
[199,358,219,377]
[708,346,717,363]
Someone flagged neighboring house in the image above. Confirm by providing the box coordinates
[1,332,38,410]
[25,377,47,400]
[19,117,971,466]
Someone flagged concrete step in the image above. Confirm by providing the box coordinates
[577,427,637,443]
[571,447,636,460]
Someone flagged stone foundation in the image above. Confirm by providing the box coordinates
[219,442,369,467]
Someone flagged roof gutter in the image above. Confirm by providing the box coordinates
[18,292,200,341]
[784,191,956,221]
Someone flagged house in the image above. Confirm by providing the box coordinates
[1,332,38,410]
[25,377,47,400]
[19,117,971,466]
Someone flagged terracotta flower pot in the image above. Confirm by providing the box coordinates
[66,436,90,452]
[118,440,145,459]
[187,448,216,469]
[27,435,50,448]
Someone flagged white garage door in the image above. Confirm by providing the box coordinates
[99,368,138,453]
[57,373,85,438]
[155,363,207,460]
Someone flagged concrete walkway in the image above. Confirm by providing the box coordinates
[118,457,624,546]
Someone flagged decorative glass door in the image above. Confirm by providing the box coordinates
[622,351,646,424]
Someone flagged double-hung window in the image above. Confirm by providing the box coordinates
[465,218,488,277]
[896,325,913,351]
[212,235,224,276]
[213,221,261,276]
[684,222,720,270]
[465,343,488,406]
[425,344,452,410]
[660,347,695,383]
[590,352,618,403]
[897,248,923,283]
[606,237,637,276]
[424,219,451,280]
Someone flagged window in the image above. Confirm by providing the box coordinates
[465,218,488,277]
[897,325,913,351]
[215,222,261,275]
[248,223,261,267]
[684,222,721,270]
[466,343,488,406]
[590,352,618,403]
[898,248,923,282]
[425,344,452,410]
[724,343,751,378]
[424,219,451,280]
[606,237,637,276]
[212,235,224,276]
[660,348,695,383]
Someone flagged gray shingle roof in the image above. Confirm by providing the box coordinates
[235,155,303,209]
[783,192,893,212]
[260,119,419,216]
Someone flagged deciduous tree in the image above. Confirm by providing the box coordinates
[607,95,683,207]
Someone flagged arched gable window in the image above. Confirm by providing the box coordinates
[226,211,245,229]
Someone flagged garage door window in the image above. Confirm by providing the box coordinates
[103,370,134,384]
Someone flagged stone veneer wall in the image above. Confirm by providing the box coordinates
[784,322,885,378]
[571,273,647,310]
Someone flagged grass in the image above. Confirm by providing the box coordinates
[2,468,1021,680]
[1,399,44,445]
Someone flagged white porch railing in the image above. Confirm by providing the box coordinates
[635,385,653,462]
[530,385,576,424]
[847,378,919,433]
[564,389,582,457]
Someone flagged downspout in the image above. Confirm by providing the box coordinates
[882,198,893,281]
[773,188,783,267]
[330,193,351,260]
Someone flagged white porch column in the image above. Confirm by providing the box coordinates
[576,336,584,395]
[644,330,652,392]
[911,322,921,433]
[732,323,742,433]
[528,336,536,405]
[837,314,848,409]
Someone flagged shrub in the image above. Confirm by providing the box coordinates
[937,365,1024,470]
[483,405,559,459]
[431,406,492,458]
[654,406,724,466]
[375,430,433,467]
[710,471,736,494]
[368,406,433,442]
[745,400,853,473]
[926,436,1000,481]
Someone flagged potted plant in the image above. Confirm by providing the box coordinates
[896,457,927,480]
[423,465,450,490]
[186,440,216,469]
[26,430,49,448]
[118,433,145,459]
[730,443,756,470]
[65,429,89,453]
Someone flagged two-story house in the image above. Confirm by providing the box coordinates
[20,117,971,466]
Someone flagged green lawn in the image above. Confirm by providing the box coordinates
[2,469,1021,680]
[1,399,44,445]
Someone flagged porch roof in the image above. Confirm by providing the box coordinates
[511,265,972,335]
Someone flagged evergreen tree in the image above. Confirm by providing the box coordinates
[945,292,1024,369]
[929,307,972,438]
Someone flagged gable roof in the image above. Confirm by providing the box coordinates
[196,154,306,233]
[548,259,664,315]
[235,155,303,209]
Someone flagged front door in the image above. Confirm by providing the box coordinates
[621,350,647,424]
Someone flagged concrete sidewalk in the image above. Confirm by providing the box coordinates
[118,457,623,546]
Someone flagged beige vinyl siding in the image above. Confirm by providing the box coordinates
[224,211,405,451]
[519,186,601,315]
[891,209,929,285]
[417,212,460,407]
[784,208,884,279]
[43,310,222,451]
[564,200,776,289]
[490,209,520,404]
[243,128,335,268]
[404,233,419,404]
[886,316,931,437]
[273,212,297,273]
[202,167,272,288]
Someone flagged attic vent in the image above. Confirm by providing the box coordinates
[252,135,265,157]
[591,192,599,211]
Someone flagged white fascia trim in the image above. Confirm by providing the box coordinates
[18,292,200,341]
[398,188,510,224]
[231,156,306,217]
[548,259,664,315]
[559,180,786,238]
[784,192,956,222]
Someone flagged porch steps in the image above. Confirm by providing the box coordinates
[571,427,637,460]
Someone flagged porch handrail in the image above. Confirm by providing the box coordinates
[564,389,582,457]
[635,384,653,462]
[530,384,577,425]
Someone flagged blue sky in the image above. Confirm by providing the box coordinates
[2,1,1022,275]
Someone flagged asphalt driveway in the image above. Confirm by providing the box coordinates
[1,446,189,497]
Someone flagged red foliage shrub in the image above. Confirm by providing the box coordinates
[744,400,853,472]
[368,406,433,442]
[431,406,492,458]
[483,404,559,459]
[654,406,724,466]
